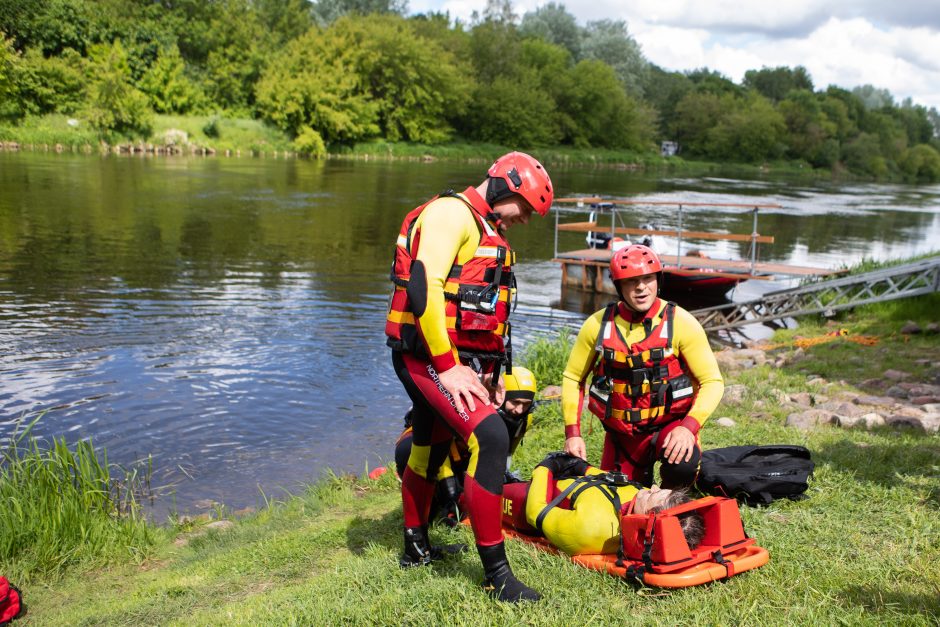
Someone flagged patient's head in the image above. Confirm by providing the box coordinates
[633,486,705,549]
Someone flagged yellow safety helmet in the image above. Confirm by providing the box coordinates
[503,366,537,402]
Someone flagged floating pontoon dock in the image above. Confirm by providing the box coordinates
[552,198,840,295]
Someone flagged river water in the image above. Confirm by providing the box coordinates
[1,152,938,516]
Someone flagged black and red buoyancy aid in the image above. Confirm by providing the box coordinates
[587,301,695,434]
[385,187,515,360]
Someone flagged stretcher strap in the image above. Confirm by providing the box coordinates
[712,549,735,577]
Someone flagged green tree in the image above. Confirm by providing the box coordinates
[0,31,18,118]
[467,73,559,146]
[580,19,648,96]
[778,89,836,165]
[843,132,889,177]
[11,47,85,116]
[861,110,907,162]
[743,65,813,102]
[409,12,471,60]
[824,86,866,131]
[255,27,378,143]
[557,59,654,149]
[519,2,581,60]
[819,92,857,142]
[257,0,314,43]
[293,125,327,158]
[892,100,934,146]
[898,144,940,182]
[705,93,785,162]
[0,0,91,55]
[641,65,693,138]
[202,0,270,112]
[84,39,152,137]
[671,91,724,154]
[139,45,205,114]
[686,68,741,96]
[469,10,522,84]
[330,15,472,143]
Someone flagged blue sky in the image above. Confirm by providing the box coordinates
[408,0,940,111]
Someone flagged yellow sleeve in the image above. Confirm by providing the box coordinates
[561,310,605,438]
[412,197,481,372]
[673,306,724,434]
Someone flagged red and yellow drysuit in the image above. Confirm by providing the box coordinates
[562,299,724,487]
[387,186,515,546]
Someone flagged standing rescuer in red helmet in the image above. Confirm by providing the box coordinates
[386,152,553,602]
[560,244,724,488]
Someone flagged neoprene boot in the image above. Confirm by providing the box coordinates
[478,543,541,602]
[399,527,466,568]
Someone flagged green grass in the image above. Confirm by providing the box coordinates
[0,420,162,584]
[0,114,840,174]
[6,293,939,624]
[517,328,574,389]
[0,114,99,148]
[149,115,293,154]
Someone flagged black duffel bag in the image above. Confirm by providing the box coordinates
[696,445,815,506]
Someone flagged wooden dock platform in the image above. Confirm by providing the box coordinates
[553,249,839,294]
[551,198,841,297]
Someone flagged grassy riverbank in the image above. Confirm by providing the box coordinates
[0,113,823,177]
[5,292,938,625]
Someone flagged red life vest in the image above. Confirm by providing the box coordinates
[385,188,515,360]
[587,300,695,434]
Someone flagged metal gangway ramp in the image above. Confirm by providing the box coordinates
[692,255,940,332]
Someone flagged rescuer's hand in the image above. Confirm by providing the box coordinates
[483,371,506,406]
[438,364,490,414]
[564,435,587,460]
[662,425,695,464]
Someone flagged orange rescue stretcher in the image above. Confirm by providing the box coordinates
[498,483,770,588]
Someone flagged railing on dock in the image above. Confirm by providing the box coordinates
[691,256,940,332]
[552,198,782,278]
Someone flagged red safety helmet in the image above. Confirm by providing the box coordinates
[610,244,663,282]
[486,152,554,217]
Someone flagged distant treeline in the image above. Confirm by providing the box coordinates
[1,0,939,180]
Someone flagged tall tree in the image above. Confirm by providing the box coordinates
[255,26,379,144]
[778,89,835,165]
[519,2,580,60]
[743,65,813,102]
[0,32,18,118]
[580,19,648,96]
[257,14,470,144]
[139,45,205,114]
[642,65,693,138]
[84,39,152,137]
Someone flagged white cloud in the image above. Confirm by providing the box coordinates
[409,1,940,110]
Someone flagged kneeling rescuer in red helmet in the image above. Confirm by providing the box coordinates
[561,245,724,488]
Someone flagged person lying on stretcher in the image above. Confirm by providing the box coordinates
[513,453,704,556]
